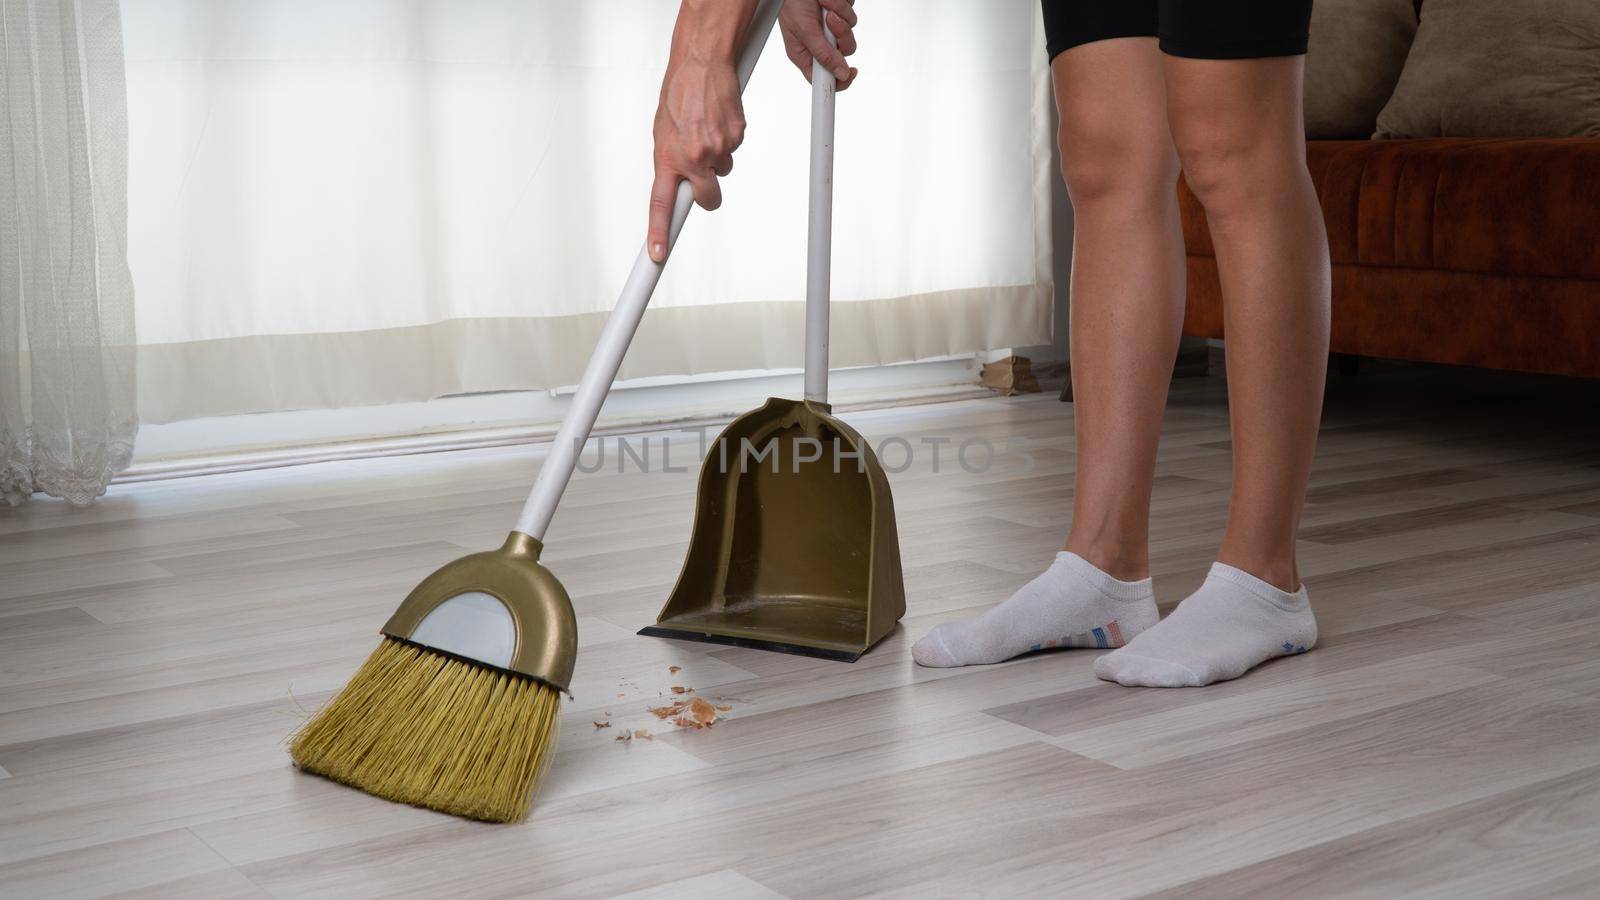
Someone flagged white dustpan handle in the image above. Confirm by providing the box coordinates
[515,0,784,542]
[803,18,837,405]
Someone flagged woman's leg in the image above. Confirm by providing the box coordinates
[1165,55,1330,591]
[913,38,1183,668]
[1096,54,1329,687]
[1054,39,1186,581]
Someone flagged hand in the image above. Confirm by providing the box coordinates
[779,0,858,90]
[649,55,745,262]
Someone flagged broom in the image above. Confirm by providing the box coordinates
[289,0,786,822]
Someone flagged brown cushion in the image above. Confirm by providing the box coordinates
[1180,138,1600,281]
[1303,0,1417,139]
[1375,0,1600,138]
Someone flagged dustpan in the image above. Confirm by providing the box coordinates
[639,26,906,662]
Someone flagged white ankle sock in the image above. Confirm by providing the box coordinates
[1094,562,1317,687]
[912,552,1159,668]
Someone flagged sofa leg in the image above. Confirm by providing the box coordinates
[1173,339,1211,380]
[1333,353,1360,376]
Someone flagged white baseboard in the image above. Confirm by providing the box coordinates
[126,356,991,481]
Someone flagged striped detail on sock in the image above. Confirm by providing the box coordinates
[1106,620,1125,646]
[1061,620,1125,649]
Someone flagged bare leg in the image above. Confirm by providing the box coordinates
[1163,55,1330,592]
[1092,55,1329,688]
[909,39,1182,667]
[1055,39,1186,581]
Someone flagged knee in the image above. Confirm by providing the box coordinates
[1171,124,1300,222]
[1057,123,1178,211]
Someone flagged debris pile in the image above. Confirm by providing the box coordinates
[605,665,735,746]
[648,696,730,729]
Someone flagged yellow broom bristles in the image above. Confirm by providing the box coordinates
[290,638,562,823]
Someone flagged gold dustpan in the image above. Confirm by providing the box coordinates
[640,397,905,661]
[639,36,906,661]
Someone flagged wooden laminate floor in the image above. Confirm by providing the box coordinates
[4,361,1600,898]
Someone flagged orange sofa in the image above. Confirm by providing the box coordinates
[1179,137,1600,379]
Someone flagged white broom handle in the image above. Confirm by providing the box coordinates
[515,0,784,541]
[803,19,837,404]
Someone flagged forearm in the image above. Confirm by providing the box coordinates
[648,0,760,259]
[668,0,760,70]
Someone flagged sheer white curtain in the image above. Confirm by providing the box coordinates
[1,0,137,505]
[123,0,1053,424]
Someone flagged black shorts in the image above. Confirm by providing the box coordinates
[1043,0,1313,61]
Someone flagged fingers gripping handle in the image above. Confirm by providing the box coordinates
[804,19,837,405]
[514,0,784,542]
[656,0,786,266]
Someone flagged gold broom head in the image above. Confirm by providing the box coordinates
[290,532,577,823]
